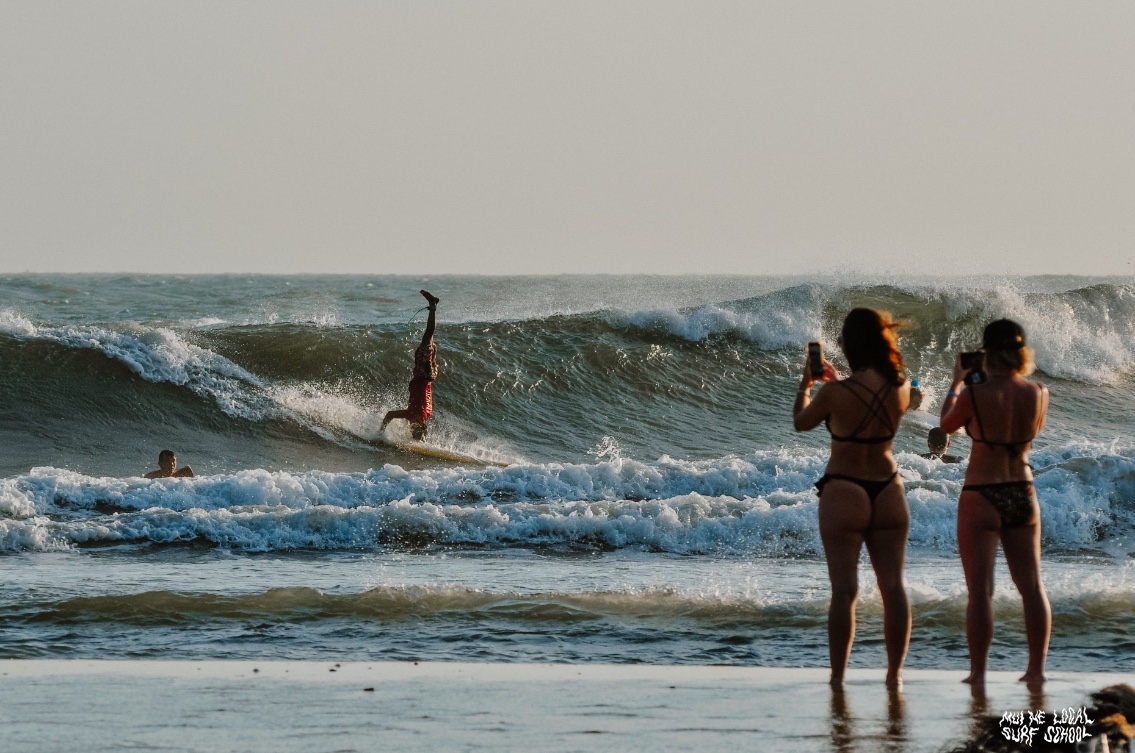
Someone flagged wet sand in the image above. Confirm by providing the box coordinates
[0,661,1127,752]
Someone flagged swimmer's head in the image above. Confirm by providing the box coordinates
[927,427,949,454]
[158,449,176,471]
[410,422,428,441]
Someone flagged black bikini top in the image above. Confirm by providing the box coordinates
[965,384,1038,459]
[825,379,899,444]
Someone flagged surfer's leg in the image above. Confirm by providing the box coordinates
[420,290,438,346]
[381,409,411,432]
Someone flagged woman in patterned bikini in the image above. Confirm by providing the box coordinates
[794,308,912,688]
[940,319,1051,689]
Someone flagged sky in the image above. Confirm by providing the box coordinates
[1,1,1133,276]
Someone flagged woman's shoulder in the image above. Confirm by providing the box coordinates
[1013,375,1046,395]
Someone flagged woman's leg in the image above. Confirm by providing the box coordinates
[957,491,1001,685]
[1001,504,1049,689]
[864,482,911,688]
[818,480,872,686]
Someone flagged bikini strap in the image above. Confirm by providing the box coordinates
[967,383,1035,458]
[830,380,896,442]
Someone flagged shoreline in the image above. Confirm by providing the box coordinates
[2,661,1128,752]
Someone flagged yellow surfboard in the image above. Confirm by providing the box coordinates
[377,439,509,467]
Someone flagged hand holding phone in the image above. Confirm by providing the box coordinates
[959,351,984,371]
[808,342,824,379]
[958,351,986,386]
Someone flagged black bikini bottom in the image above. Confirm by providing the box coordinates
[962,481,1037,529]
[815,472,899,503]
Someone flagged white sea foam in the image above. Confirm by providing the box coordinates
[946,284,1135,384]
[3,444,1131,554]
[613,281,1135,384]
[619,296,824,349]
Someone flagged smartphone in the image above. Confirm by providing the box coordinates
[808,342,824,378]
[960,351,984,371]
[961,350,986,385]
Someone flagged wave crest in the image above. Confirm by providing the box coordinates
[3,445,1132,555]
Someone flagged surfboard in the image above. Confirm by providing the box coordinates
[375,438,509,467]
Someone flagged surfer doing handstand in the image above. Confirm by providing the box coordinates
[381,290,440,441]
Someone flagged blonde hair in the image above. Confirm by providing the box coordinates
[984,345,1035,375]
[982,319,1034,375]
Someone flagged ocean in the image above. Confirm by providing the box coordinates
[1,274,1133,672]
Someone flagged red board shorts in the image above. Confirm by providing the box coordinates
[407,376,433,423]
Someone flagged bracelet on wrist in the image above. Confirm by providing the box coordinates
[946,388,960,398]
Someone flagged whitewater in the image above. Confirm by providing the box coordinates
[1,274,1133,672]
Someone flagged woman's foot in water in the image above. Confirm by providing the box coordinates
[1020,671,1046,691]
[421,290,440,309]
[962,672,986,686]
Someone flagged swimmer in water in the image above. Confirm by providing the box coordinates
[144,450,195,479]
[381,290,440,441]
[920,427,961,463]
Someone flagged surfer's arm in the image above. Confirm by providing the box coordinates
[382,409,410,431]
[174,466,194,478]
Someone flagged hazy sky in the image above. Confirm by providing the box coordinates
[1,1,1132,275]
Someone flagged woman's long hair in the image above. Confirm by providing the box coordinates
[840,308,906,385]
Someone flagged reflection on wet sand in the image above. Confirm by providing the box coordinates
[884,688,907,751]
[830,687,854,753]
[829,686,908,753]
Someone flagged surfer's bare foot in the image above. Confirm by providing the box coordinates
[421,290,439,308]
[885,670,903,689]
[1020,672,1046,690]
[829,673,844,687]
[962,672,985,686]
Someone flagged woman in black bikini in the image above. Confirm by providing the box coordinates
[794,308,911,688]
[940,319,1050,689]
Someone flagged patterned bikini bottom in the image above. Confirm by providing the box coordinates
[961,481,1037,528]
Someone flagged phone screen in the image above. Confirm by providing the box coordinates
[808,342,824,378]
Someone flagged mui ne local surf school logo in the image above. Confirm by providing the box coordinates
[999,707,1095,746]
